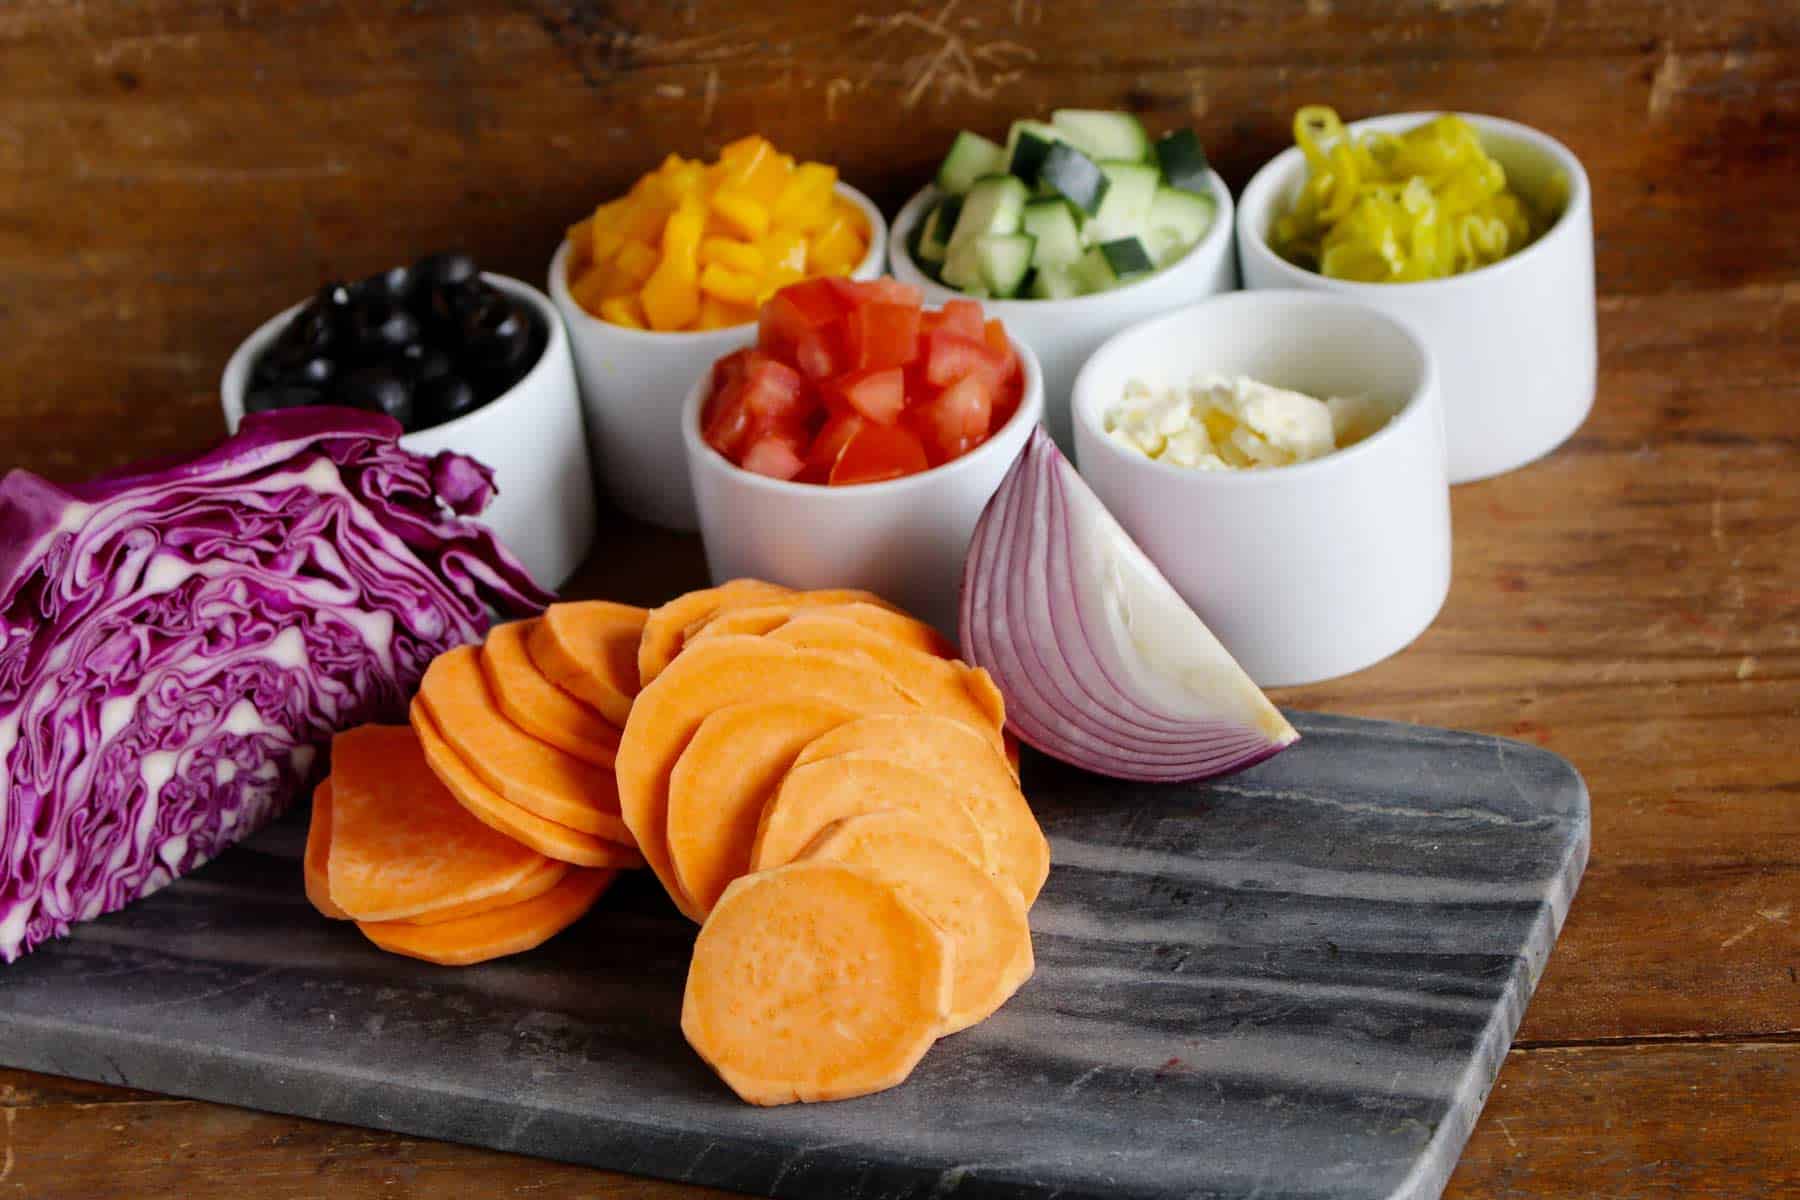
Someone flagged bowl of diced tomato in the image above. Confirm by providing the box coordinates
[682,277,1043,634]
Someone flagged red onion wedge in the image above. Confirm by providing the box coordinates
[960,428,1298,782]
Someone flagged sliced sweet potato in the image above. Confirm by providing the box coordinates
[419,645,632,844]
[358,867,617,966]
[667,699,855,918]
[803,811,1034,1034]
[616,635,920,921]
[763,617,1006,755]
[481,619,621,767]
[681,860,951,1105]
[689,600,955,660]
[413,701,646,870]
[304,780,348,920]
[324,724,548,923]
[637,579,792,688]
[748,757,988,875]
[794,713,1050,906]
[527,601,648,727]
[400,857,570,926]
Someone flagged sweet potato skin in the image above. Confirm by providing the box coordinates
[804,811,1035,1034]
[666,698,855,918]
[357,867,617,966]
[527,601,647,727]
[615,635,919,921]
[304,780,349,920]
[481,619,621,767]
[681,860,952,1105]
[793,713,1050,906]
[413,701,646,870]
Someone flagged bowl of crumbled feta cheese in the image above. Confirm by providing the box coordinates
[1069,290,1451,685]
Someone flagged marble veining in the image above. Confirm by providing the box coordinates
[0,712,1587,1200]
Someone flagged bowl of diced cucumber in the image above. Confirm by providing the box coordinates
[889,109,1237,450]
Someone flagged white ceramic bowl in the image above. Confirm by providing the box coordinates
[681,335,1045,636]
[889,172,1238,455]
[551,183,888,533]
[1071,290,1450,687]
[221,274,596,591]
[1236,112,1594,485]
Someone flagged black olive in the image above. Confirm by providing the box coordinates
[348,296,422,357]
[414,373,481,428]
[334,366,414,427]
[271,300,337,359]
[405,344,455,384]
[415,252,479,291]
[244,385,323,413]
[375,262,415,301]
[460,297,534,371]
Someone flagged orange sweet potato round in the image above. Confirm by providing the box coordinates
[793,713,1049,906]
[481,619,621,767]
[637,579,792,688]
[682,860,951,1105]
[688,600,955,660]
[527,601,648,728]
[748,757,989,875]
[615,635,919,921]
[357,867,617,966]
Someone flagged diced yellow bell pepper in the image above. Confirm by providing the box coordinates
[698,262,761,307]
[719,134,770,168]
[614,239,660,287]
[806,207,866,275]
[619,199,671,247]
[699,237,763,275]
[663,195,707,269]
[599,293,647,330]
[756,229,808,276]
[709,189,770,241]
[697,295,756,330]
[591,223,627,268]
[565,216,595,274]
[662,159,707,201]
[569,267,614,316]
[640,264,700,332]
[771,163,838,232]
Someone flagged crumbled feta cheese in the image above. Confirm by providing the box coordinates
[1105,373,1393,471]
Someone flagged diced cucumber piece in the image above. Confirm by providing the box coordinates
[1021,199,1084,269]
[940,237,984,292]
[935,131,1006,196]
[916,195,963,264]
[1072,238,1155,292]
[1029,265,1084,300]
[1038,143,1110,215]
[1154,128,1212,195]
[1004,119,1067,185]
[975,233,1036,298]
[1086,160,1160,243]
[948,175,1028,249]
[1051,109,1152,163]
[1145,186,1215,265]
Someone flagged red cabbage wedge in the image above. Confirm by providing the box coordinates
[960,428,1297,782]
[0,409,551,960]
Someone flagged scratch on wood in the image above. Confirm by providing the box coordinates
[655,83,685,98]
[1,1105,13,1184]
[854,0,1037,110]
[826,77,854,122]
[1736,655,1757,680]
[1649,51,1688,119]
[701,66,719,127]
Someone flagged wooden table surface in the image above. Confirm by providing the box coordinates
[2,1,1796,1197]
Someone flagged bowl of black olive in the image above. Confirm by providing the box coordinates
[222,253,597,588]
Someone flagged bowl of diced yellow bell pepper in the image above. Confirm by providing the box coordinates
[549,136,887,531]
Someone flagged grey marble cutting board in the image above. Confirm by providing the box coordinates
[0,712,1587,1200]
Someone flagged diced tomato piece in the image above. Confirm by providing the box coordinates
[807,411,867,478]
[739,353,806,420]
[918,373,995,460]
[829,422,930,486]
[740,434,806,481]
[925,330,1003,388]
[833,366,906,424]
[703,383,754,460]
[982,319,1020,384]
[939,298,985,341]
[846,301,922,371]
[859,278,925,307]
[712,347,754,392]
[793,331,840,381]
[758,279,847,357]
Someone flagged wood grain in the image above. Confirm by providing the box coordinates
[1,0,1797,1196]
